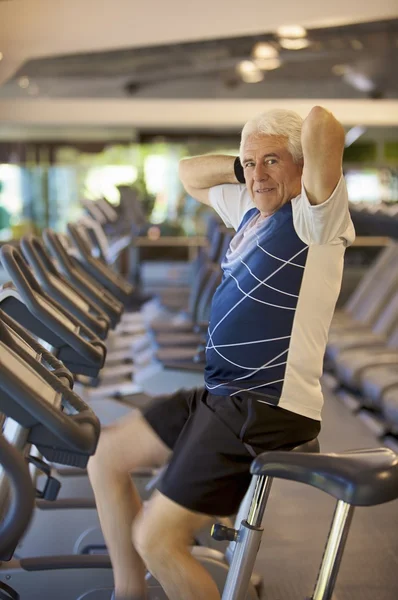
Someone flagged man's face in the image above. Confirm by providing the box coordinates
[241,134,303,217]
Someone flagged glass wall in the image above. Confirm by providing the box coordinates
[0,140,238,240]
[0,138,397,242]
[345,168,398,204]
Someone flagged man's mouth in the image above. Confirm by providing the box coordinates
[256,187,275,193]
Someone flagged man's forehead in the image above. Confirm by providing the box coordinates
[242,134,287,156]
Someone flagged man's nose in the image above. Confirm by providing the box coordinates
[253,163,268,181]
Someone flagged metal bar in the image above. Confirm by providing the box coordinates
[222,523,263,600]
[226,477,259,565]
[223,476,274,599]
[233,477,257,531]
[312,500,355,600]
[247,476,273,527]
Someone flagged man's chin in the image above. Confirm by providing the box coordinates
[254,197,280,216]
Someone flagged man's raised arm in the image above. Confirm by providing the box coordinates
[178,155,241,206]
[301,106,346,206]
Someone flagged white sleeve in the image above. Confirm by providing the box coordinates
[292,175,356,246]
[208,184,255,231]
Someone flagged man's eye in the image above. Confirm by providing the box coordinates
[266,159,277,165]
[244,162,254,168]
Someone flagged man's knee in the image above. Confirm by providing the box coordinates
[87,425,120,480]
[132,508,175,570]
[132,492,211,570]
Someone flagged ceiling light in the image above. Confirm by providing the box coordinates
[0,52,3,61]
[254,57,282,71]
[343,70,374,93]
[252,42,278,60]
[350,39,363,50]
[344,125,366,147]
[18,76,30,89]
[237,60,264,83]
[332,63,375,93]
[332,64,349,76]
[279,37,310,50]
[276,25,307,39]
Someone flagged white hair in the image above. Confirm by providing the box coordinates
[240,109,304,164]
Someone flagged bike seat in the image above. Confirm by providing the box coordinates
[251,447,398,506]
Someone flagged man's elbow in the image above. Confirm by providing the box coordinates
[303,106,345,147]
[306,106,334,127]
[178,157,191,186]
[178,159,199,200]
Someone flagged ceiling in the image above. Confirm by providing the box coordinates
[2,19,397,101]
[0,1,397,134]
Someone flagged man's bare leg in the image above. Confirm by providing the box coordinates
[88,411,171,599]
[134,491,221,600]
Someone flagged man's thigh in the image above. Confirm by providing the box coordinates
[97,411,171,474]
[97,388,200,474]
[153,392,320,517]
[142,388,201,452]
[156,393,254,517]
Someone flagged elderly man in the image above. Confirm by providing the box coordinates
[88,106,355,600]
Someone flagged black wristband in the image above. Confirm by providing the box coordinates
[234,157,245,184]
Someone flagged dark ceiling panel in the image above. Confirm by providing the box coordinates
[3,18,398,100]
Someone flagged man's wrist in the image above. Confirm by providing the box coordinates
[234,157,245,184]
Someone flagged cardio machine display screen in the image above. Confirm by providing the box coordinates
[47,273,90,312]
[36,294,78,333]
[0,341,60,408]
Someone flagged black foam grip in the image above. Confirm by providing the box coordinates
[234,156,245,184]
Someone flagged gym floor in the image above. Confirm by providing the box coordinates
[254,380,398,600]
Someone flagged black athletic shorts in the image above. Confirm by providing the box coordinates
[143,387,320,516]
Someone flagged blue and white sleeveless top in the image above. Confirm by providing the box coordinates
[205,177,355,420]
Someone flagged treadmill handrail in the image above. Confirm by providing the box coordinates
[21,235,59,277]
[44,229,121,305]
[0,433,35,559]
[21,235,111,337]
[76,216,108,263]
[43,229,123,324]
[0,310,74,388]
[0,318,100,454]
[0,245,106,369]
[67,222,134,297]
